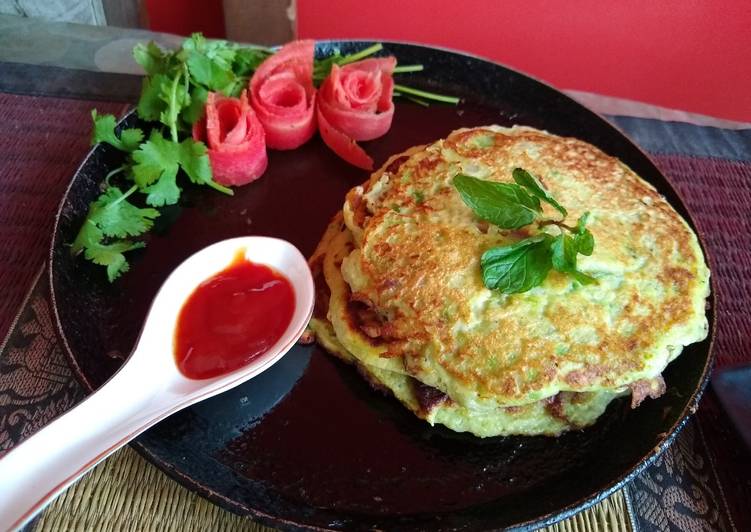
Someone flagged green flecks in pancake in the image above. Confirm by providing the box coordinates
[310,125,710,436]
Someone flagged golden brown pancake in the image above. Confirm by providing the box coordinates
[309,125,710,435]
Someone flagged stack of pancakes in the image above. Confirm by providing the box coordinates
[308,126,710,437]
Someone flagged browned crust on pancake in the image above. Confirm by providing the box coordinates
[628,376,666,408]
[338,126,708,403]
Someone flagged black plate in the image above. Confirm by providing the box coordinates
[49,42,715,531]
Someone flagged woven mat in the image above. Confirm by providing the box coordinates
[1,92,749,531]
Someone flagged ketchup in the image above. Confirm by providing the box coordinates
[175,252,295,380]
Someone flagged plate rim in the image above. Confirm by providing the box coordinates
[47,39,718,531]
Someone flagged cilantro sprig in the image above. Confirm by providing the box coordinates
[453,169,596,294]
[75,35,459,281]
[71,185,158,281]
[73,110,230,281]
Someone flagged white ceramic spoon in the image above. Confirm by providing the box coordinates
[0,236,314,531]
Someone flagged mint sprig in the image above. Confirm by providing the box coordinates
[454,169,596,293]
[453,174,540,229]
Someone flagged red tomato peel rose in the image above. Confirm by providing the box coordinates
[317,57,397,170]
[192,90,268,187]
[250,40,317,150]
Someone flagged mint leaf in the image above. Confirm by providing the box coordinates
[91,110,143,152]
[481,235,553,293]
[512,168,567,217]
[551,232,596,285]
[574,212,594,256]
[453,174,540,229]
[551,233,578,271]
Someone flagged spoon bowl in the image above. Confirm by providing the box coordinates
[0,236,314,531]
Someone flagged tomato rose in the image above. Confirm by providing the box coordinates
[192,90,267,186]
[317,57,397,170]
[249,40,317,150]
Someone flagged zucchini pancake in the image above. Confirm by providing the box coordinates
[308,125,710,437]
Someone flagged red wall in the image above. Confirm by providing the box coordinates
[297,1,751,123]
[145,0,226,39]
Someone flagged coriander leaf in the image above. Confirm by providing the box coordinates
[233,47,272,76]
[182,34,236,70]
[453,174,541,229]
[182,33,236,91]
[89,186,159,238]
[180,85,208,126]
[132,131,179,188]
[132,131,230,204]
[71,218,103,256]
[220,76,249,98]
[158,70,191,140]
[512,168,567,217]
[137,73,169,122]
[70,187,153,282]
[91,110,143,152]
[481,235,553,293]
[186,49,234,90]
[178,138,234,195]
[133,41,168,75]
[132,131,182,205]
[177,138,212,185]
[143,169,181,206]
[85,239,146,282]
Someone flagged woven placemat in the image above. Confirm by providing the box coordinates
[1,90,749,531]
[34,447,630,532]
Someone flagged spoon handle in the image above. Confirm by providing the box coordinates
[0,356,166,530]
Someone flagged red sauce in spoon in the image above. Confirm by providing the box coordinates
[175,251,295,380]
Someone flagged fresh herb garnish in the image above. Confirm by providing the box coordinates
[71,185,158,281]
[133,34,272,135]
[91,110,143,152]
[481,235,554,293]
[453,169,596,293]
[72,110,230,280]
[511,168,567,218]
[75,35,459,281]
[453,174,541,229]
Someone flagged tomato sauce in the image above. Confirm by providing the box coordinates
[175,252,295,379]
